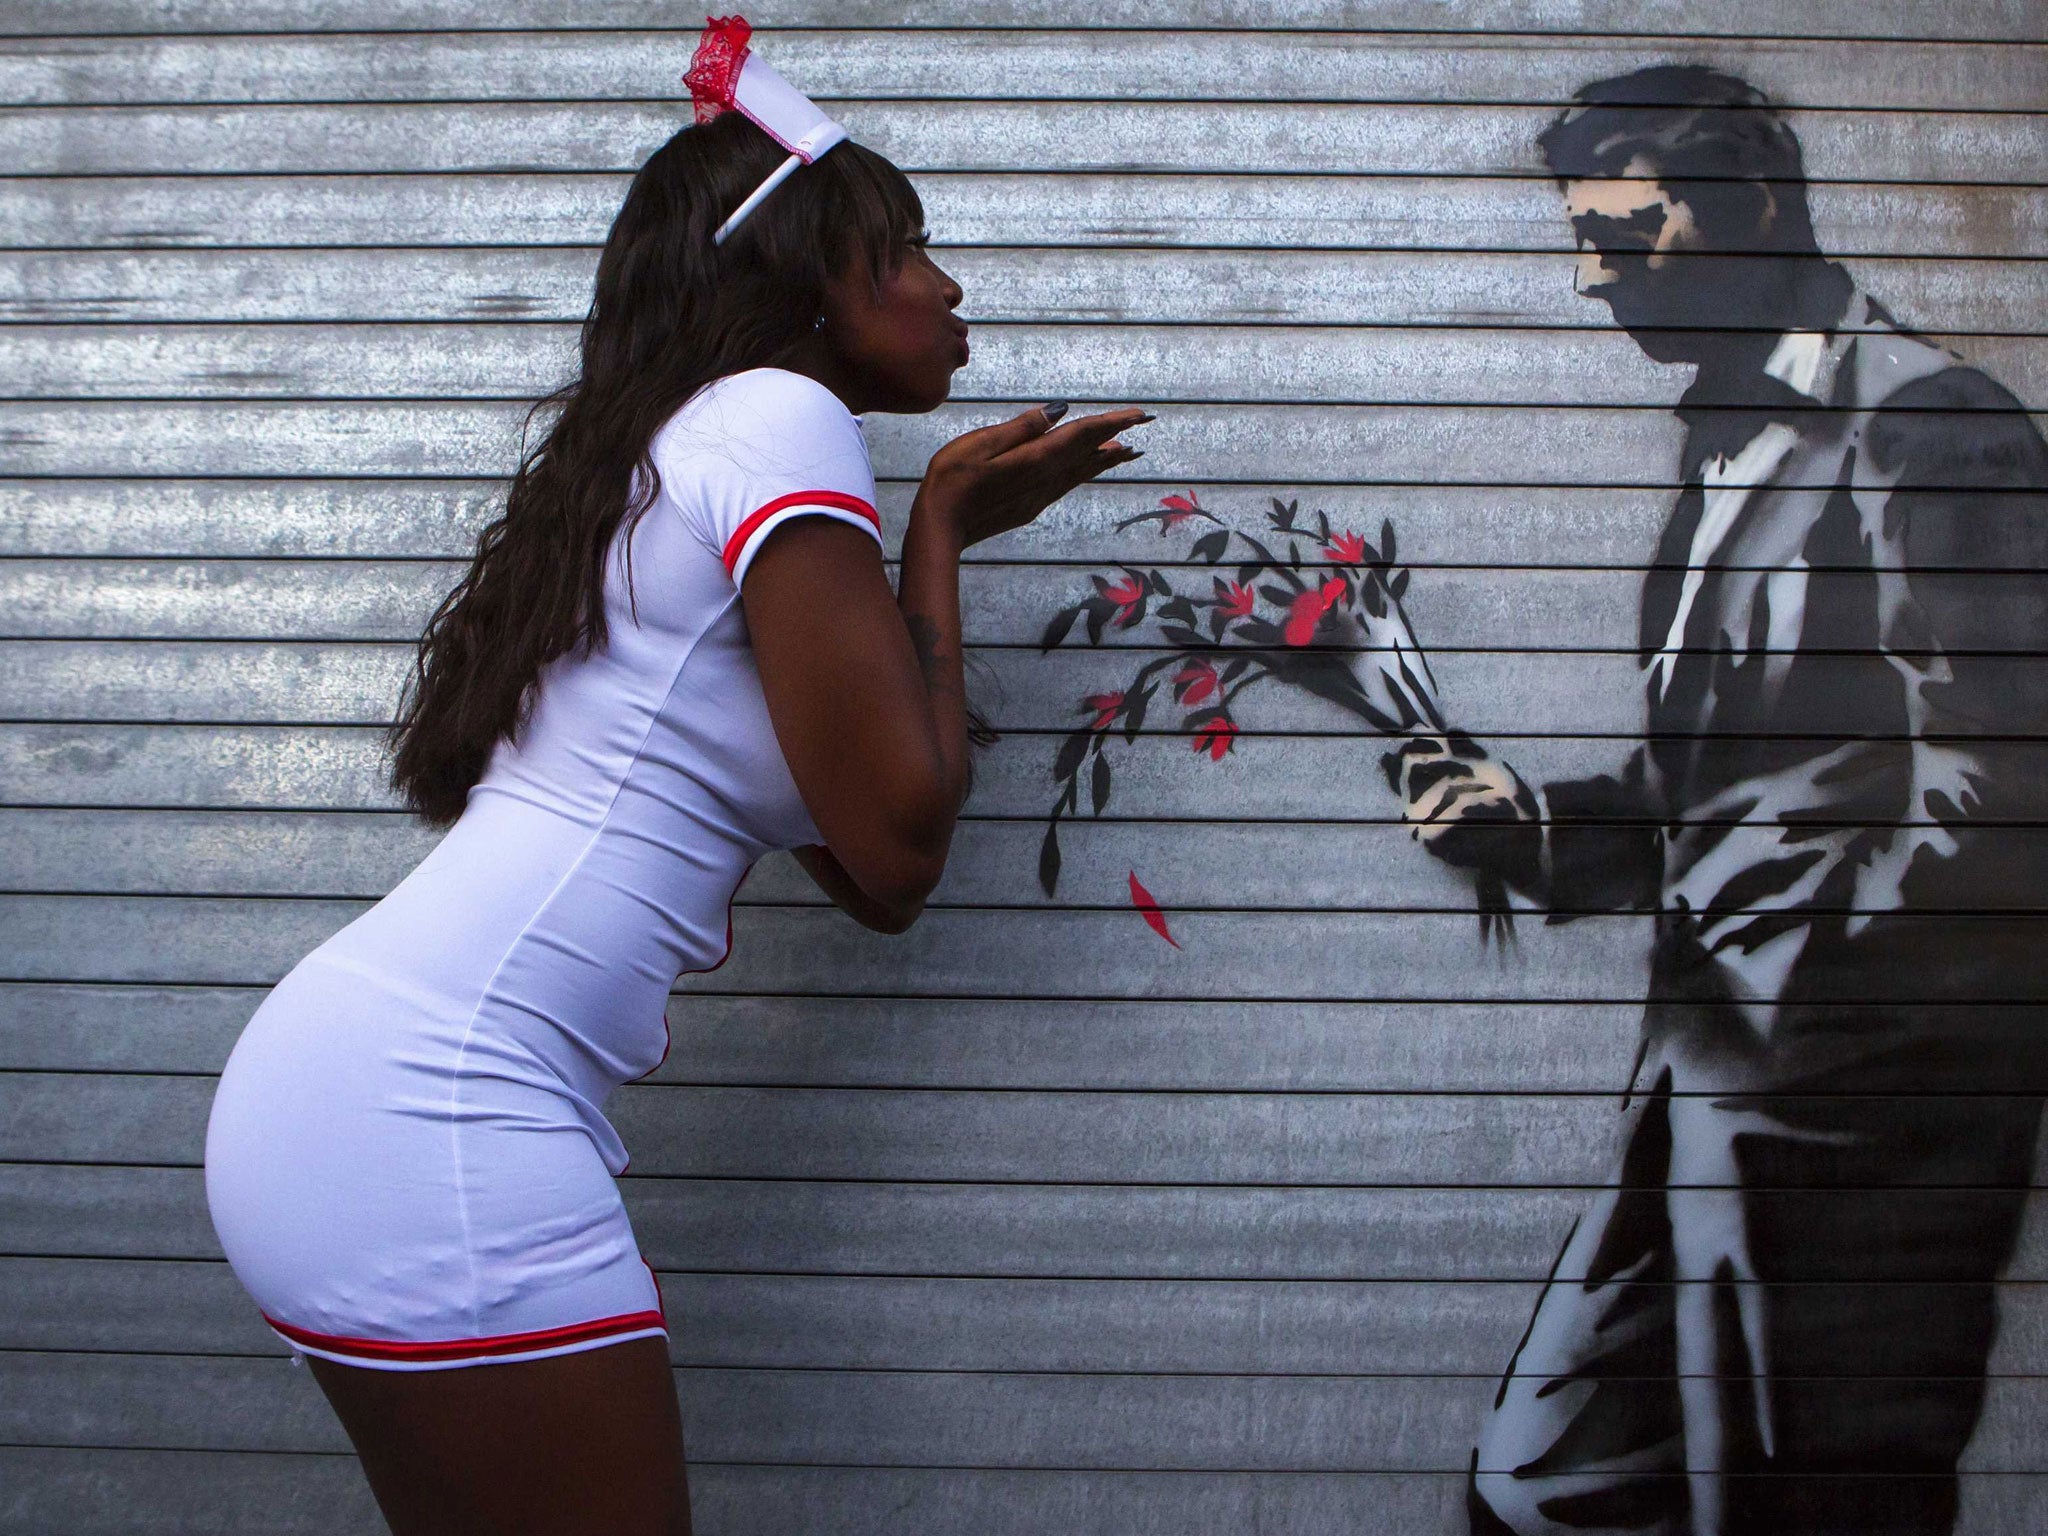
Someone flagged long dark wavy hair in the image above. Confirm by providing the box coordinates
[390,114,925,823]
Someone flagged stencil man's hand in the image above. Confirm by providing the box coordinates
[1381,736,1541,881]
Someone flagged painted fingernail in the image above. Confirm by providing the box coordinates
[1039,400,1069,423]
[1133,412,1157,424]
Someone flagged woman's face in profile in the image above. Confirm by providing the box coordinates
[820,235,969,415]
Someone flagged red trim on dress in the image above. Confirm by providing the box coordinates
[623,862,753,1172]
[265,1308,667,1364]
[643,1260,668,1321]
[720,490,880,577]
[696,891,742,978]
[631,861,749,1096]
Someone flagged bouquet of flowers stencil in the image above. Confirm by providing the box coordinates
[1037,492,1451,911]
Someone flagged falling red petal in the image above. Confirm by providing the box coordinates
[1127,871,1182,948]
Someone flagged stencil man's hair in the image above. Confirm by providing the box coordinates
[1538,64,1820,254]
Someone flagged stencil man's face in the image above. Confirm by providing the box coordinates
[1562,165,1720,360]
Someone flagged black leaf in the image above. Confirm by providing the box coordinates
[1391,568,1410,600]
[1257,583,1294,607]
[1235,618,1283,645]
[1161,624,1207,649]
[1085,602,1109,644]
[1238,531,1281,564]
[1381,517,1396,566]
[1149,569,1173,595]
[1054,726,1092,782]
[1209,610,1227,641]
[1091,752,1112,815]
[1039,605,1079,650]
[1090,573,1111,595]
[1315,509,1331,542]
[1124,682,1155,741]
[1363,581,1386,618]
[1038,819,1063,896]
[1287,540,1303,569]
[1220,656,1249,685]
[1157,596,1197,626]
[1192,529,1229,564]
[1236,562,1265,586]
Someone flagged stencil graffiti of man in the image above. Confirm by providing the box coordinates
[1383,67,2048,1535]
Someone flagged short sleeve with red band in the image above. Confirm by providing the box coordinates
[651,367,884,588]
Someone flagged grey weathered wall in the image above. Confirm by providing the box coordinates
[3,4,2046,1532]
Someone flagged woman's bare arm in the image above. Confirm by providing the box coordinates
[788,844,919,934]
[744,404,1147,930]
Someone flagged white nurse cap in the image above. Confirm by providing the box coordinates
[684,16,851,245]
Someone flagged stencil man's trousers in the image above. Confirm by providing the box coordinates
[1467,1033,2041,1536]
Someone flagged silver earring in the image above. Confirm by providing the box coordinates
[812,314,825,332]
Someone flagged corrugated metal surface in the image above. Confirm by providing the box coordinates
[3,4,2045,1531]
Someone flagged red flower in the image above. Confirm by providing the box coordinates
[1082,690,1124,730]
[1283,578,1347,646]
[1214,580,1256,621]
[1173,660,1219,706]
[1105,574,1146,627]
[1192,716,1238,761]
[1326,531,1367,563]
[1157,491,1203,532]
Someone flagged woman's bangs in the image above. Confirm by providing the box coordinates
[839,144,926,276]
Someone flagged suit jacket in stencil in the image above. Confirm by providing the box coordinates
[1535,292,2048,1090]
[1461,294,2048,1536]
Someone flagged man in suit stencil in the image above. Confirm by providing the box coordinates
[1381,66,2048,1535]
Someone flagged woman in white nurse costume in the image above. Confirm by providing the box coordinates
[203,19,1151,1532]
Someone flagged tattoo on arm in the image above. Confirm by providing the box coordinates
[905,614,945,686]
[907,611,992,773]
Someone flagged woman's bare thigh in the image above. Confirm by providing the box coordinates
[306,1337,690,1536]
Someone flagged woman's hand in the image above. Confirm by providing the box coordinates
[913,403,1153,551]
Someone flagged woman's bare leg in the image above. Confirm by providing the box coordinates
[306,1337,690,1536]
